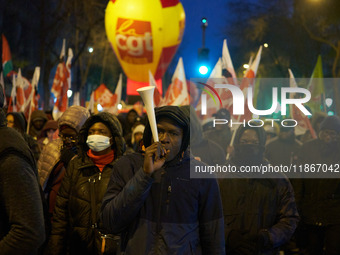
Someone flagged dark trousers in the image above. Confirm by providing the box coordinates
[302,224,340,255]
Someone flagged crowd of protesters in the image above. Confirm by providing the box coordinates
[1,86,340,254]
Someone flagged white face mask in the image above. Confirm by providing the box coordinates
[86,135,111,152]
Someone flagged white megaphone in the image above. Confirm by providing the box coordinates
[137,86,159,142]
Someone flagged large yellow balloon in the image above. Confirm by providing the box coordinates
[105,0,185,87]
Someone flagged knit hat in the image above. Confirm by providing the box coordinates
[320,116,340,133]
[131,124,145,144]
[143,106,189,154]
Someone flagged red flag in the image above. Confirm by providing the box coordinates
[15,69,29,112]
[162,57,189,106]
[2,34,13,77]
[288,69,316,138]
[51,47,73,119]
[237,46,262,122]
[94,84,116,110]
[221,39,237,85]
[26,67,40,132]
[149,70,162,107]
[51,62,69,111]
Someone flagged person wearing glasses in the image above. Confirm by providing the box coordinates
[219,123,299,255]
[37,106,90,221]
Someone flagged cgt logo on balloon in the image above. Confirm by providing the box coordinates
[199,84,312,128]
[115,18,153,64]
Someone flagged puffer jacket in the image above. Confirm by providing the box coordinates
[37,106,90,187]
[47,112,125,255]
[37,138,62,187]
[101,151,225,255]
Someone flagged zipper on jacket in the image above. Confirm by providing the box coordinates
[156,170,165,234]
[98,172,102,181]
[166,181,172,215]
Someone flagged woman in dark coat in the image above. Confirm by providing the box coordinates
[46,112,125,255]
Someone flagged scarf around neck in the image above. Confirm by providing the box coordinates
[87,149,114,172]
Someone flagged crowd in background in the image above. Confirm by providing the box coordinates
[1,86,340,255]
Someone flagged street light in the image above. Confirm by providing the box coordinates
[198,17,210,75]
[201,17,208,48]
[325,98,333,107]
[97,104,103,112]
[199,66,208,75]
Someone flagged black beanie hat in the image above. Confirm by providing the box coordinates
[143,106,189,154]
[320,116,340,133]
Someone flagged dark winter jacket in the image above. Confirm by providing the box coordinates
[0,109,46,254]
[181,105,226,165]
[219,163,299,255]
[294,138,340,226]
[203,126,232,152]
[101,151,225,255]
[265,137,302,166]
[47,112,125,255]
[219,124,299,255]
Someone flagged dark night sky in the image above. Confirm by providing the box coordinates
[175,0,232,79]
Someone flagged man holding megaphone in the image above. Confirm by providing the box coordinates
[101,106,225,254]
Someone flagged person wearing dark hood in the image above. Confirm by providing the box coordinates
[294,115,340,255]
[0,89,46,253]
[101,106,225,254]
[203,108,232,153]
[46,112,125,255]
[311,111,328,135]
[181,105,226,165]
[263,120,280,144]
[119,108,139,141]
[29,110,48,139]
[265,124,302,166]
[6,111,41,161]
[37,120,58,151]
[219,123,299,255]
